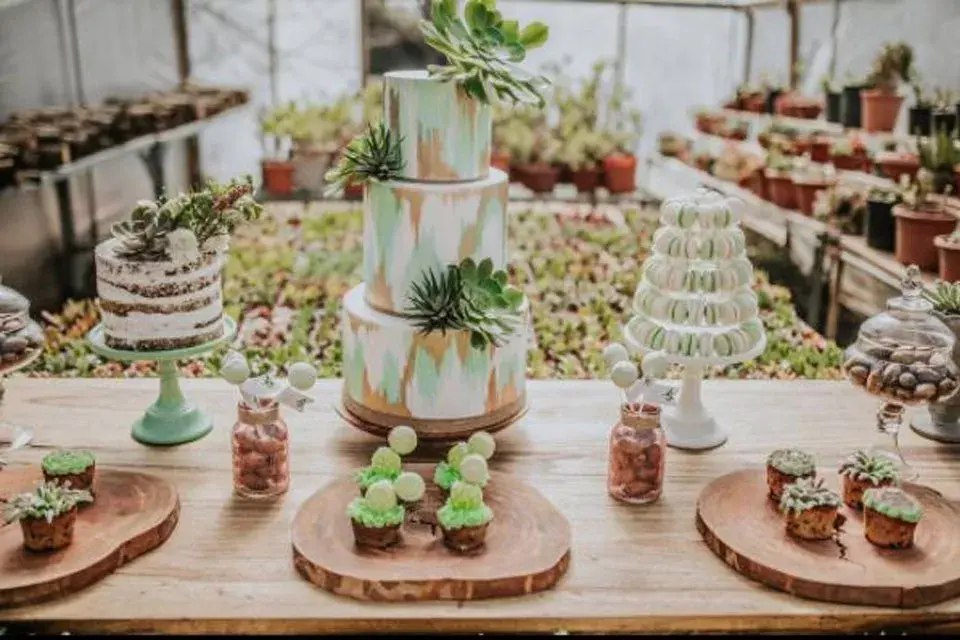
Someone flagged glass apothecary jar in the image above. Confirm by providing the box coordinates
[843,265,960,479]
[231,400,290,499]
[0,280,43,373]
[608,403,666,504]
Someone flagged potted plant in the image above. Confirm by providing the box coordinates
[861,42,914,133]
[658,132,689,160]
[830,137,870,172]
[761,74,787,115]
[841,74,867,129]
[712,147,762,187]
[695,109,723,135]
[693,150,715,174]
[935,221,960,282]
[812,184,866,235]
[918,127,960,195]
[894,170,956,271]
[922,282,960,433]
[259,102,297,195]
[822,75,842,124]
[723,119,750,141]
[864,186,901,252]
[515,127,561,194]
[764,148,797,210]
[776,93,823,120]
[932,89,957,135]
[557,127,612,193]
[4,481,93,552]
[875,146,920,184]
[793,158,838,216]
[810,134,834,164]
[908,78,933,136]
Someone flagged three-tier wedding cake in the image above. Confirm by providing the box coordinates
[340,71,528,438]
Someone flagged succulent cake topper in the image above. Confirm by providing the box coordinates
[111,176,262,263]
[437,480,494,530]
[767,448,816,477]
[863,487,924,523]
[838,450,900,486]
[41,450,95,476]
[420,0,550,107]
[405,257,525,349]
[3,481,93,524]
[779,477,841,515]
[323,121,405,196]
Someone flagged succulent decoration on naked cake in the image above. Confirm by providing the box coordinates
[96,177,262,351]
[338,0,550,435]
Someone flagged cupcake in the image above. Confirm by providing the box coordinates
[3,481,93,551]
[766,448,816,501]
[438,480,494,553]
[434,431,495,496]
[354,425,418,495]
[838,450,899,510]
[779,477,844,541]
[863,487,923,549]
[347,473,424,550]
[41,450,96,494]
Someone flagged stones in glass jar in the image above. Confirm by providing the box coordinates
[845,349,960,405]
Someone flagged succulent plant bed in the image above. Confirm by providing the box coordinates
[23,205,843,381]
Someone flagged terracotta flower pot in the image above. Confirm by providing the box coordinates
[555,163,573,184]
[765,170,797,210]
[810,138,832,164]
[746,169,766,200]
[832,154,869,172]
[571,166,602,193]
[861,89,904,133]
[727,129,748,141]
[935,235,960,282]
[894,204,956,271]
[343,181,364,200]
[695,113,723,134]
[876,153,919,184]
[490,151,511,174]
[745,95,766,113]
[518,163,559,194]
[603,153,637,194]
[794,178,836,216]
[261,159,295,195]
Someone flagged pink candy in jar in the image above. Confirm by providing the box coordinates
[232,401,290,498]
[608,403,665,504]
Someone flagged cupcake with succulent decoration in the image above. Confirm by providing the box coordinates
[766,449,816,502]
[837,450,899,510]
[347,473,426,549]
[41,450,96,495]
[4,481,93,551]
[779,477,844,541]
[863,487,923,549]
[355,425,418,495]
[438,474,495,554]
[434,431,496,496]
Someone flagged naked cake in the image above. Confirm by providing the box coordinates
[95,177,262,351]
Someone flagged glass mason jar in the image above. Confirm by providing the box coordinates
[608,403,666,504]
[231,401,289,499]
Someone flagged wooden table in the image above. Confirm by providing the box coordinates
[2,378,960,634]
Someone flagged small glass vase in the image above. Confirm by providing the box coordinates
[231,400,289,499]
[608,403,666,504]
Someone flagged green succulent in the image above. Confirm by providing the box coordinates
[779,477,841,515]
[420,0,550,107]
[767,448,815,477]
[405,257,525,349]
[324,122,405,196]
[838,450,899,486]
[4,481,92,524]
[41,450,94,476]
[866,41,914,92]
[925,280,960,316]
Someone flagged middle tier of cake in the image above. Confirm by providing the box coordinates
[341,284,527,436]
[364,168,508,314]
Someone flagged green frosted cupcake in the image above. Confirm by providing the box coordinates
[863,487,923,549]
[41,450,96,495]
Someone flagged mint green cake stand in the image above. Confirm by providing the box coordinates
[86,317,236,446]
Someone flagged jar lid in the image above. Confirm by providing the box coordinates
[0,279,29,317]
[620,402,661,429]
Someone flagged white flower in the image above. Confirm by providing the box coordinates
[166,228,200,264]
[202,234,230,254]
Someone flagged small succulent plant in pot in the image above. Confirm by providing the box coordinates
[922,281,960,430]
[4,481,93,552]
[864,186,901,252]
[894,170,955,272]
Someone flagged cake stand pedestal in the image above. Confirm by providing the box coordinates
[86,318,236,446]
[625,334,767,451]
[910,412,960,444]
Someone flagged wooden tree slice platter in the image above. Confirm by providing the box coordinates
[696,469,960,608]
[0,466,179,607]
[292,463,571,601]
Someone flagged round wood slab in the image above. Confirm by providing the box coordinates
[292,463,571,601]
[696,468,960,608]
[0,465,179,607]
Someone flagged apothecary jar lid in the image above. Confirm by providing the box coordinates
[0,279,29,325]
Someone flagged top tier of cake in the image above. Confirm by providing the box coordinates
[384,70,492,183]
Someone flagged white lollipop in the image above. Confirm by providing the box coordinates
[221,352,250,385]
[388,425,418,456]
[287,361,317,390]
[447,442,471,467]
[602,343,630,368]
[611,360,640,389]
[371,446,402,472]
[459,453,490,485]
[641,351,669,379]
[393,471,425,502]
[365,480,397,511]
[467,431,496,460]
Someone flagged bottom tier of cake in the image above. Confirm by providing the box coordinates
[340,284,528,439]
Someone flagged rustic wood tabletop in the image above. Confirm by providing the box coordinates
[1,378,959,634]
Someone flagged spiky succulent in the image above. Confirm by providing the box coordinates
[4,481,92,524]
[111,176,262,261]
[779,477,841,515]
[838,450,899,486]
[420,0,550,107]
[323,122,404,196]
[405,257,524,349]
[925,280,960,316]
